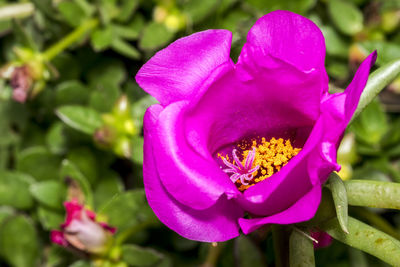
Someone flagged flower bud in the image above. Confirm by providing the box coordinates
[94,125,117,148]
[10,65,33,103]
[51,200,116,254]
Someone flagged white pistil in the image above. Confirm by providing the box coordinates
[222,147,259,185]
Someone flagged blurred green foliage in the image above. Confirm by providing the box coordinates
[0,0,399,266]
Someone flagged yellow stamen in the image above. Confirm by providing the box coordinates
[238,137,301,192]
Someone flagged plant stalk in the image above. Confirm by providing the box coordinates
[201,242,225,267]
[43,18,99,61]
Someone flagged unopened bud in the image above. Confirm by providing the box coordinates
[113,136,132,158]
[94,126,116,148]
[10,65,33,103]
[51,200,116,254]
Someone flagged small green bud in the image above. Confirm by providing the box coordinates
[113,136,132,158]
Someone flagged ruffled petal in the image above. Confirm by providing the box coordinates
[344,51,377,120]
[311,51,377,184]
[136,30,233,106]
[152,101,239,210]
[238,185,322,234]
[143,104,242,242]
[185,67,319,157]
[237,10,328,95]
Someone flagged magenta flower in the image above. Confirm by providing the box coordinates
[136,10,377,242]
[51,200,116,254]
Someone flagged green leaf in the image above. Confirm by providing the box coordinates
[348,247,369,267]
[328,0,363,36]
[89,81,120,112]
[111,37,140,59]
[183,0,219,23]
[46,122,67,155]
[353,207,400,240]
[94,171,123,209]
[16,147,61,181]
[91,26,114,51]
[345,180,400,209]
[98,0,119,24]
[37,206,64,230]
[112,23,141,40]
[87,59,126,86]
[52,53,81,82]
[60,159,93,207]
[57,1,88,27]
[321,25,349,58]
[236,235,265,267]
[326,62,349,80]
[0,171,34,209]
[0,215,40,267]
[352,100,388,146]
[55,80,90,106]
[69,260,92,267]
[321,217,400,267]
[351,58,400,123]
[328,173,349,233]
[139,22,174,51]
[115,0,139,23]
[121,244,163,266]
[11,20,37,51]
[56,105,103,135]
[359,41,400,66]
[0,206,14,225]
[289,229,315,267]
[98,189,156,231]
[67,147,98,185]
[381,118,400,148]
[30,180,66,210]
[246,0,315,14]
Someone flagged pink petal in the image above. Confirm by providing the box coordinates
[135,30,233,106]
[311,51,377,184]
[238,185,322,234]
[62,200,84,227]
[50,230,69,247]
[238,10,328,94]
[143,104,242,242]
[152,101,239,210]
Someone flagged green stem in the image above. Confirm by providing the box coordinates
[0,3,34,21]
[201,242,225,267]
[272,225,289,267]
[43,18,99,61]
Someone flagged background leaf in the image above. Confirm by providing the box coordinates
[0,215,40,267]
[56,105,103,135]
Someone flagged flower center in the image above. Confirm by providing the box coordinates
[219,137,301,192]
